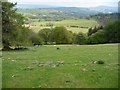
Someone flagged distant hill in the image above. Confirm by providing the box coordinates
[17,4,118,14]
[17,4,118,20]
[90,6,118,13]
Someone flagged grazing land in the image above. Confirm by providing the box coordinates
[29,19,99,33]
[2,44,118,88]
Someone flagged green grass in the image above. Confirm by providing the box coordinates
[2,44,118,88]
[67,27,88,33]
[29,19,99,33]
[0,52,2,89]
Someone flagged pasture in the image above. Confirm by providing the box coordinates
[29,19,99,33]
[2,44,118,88]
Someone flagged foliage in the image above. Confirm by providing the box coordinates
[29,31,43,45]
[74,32,86,45]
[38,28,52,44]
[2,2,33,50]
[87,26,103,36]
[87,20,120,44]
[51,26,73,44]
[104,20,120,43]
[87,30,107,44]
[91,13,118,26]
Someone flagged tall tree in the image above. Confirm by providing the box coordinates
[104,20,120,43]
[2,2,32,50]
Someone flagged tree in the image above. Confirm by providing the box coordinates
[87,27,92,36]
[87,30,107,44]
[87,26,101,37]
[38,28,52,44]
[2,2,32,50]
[51,26,73,44]
[74,32,86,45]
[29,31,43,46]
[104,20,120,43]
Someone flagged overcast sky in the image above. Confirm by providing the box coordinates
[8,0,119,7]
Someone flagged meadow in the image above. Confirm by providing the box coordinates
[29,19,99,33]
[2,44,118,88]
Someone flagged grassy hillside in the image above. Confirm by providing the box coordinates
[2,44,118,88]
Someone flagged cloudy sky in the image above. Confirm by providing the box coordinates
[8,0,119,7]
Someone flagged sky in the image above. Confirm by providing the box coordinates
[8,0,119,7]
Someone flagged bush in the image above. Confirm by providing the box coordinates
[97,60,104,64]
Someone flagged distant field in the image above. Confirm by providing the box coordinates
[2,44,118,88]
[29,19,99,33]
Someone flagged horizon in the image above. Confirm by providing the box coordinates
[8,0,119,7]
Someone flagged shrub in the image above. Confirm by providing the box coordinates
[97,60,104,64]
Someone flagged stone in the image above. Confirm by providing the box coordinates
[11,60,15,62]
[12,75,18,78]
[52,64,56,68]
[38,64,44,67]
[32,61,40,65]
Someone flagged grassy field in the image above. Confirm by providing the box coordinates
[2,44,118,88]
[29,19,99,33]
[0,51,2,89]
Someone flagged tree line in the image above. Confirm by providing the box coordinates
[2,2,120,50]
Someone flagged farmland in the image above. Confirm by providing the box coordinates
[2,2,119,88]
[18,8,99,33]
[2,44,118,88]
[28,19,99,33]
